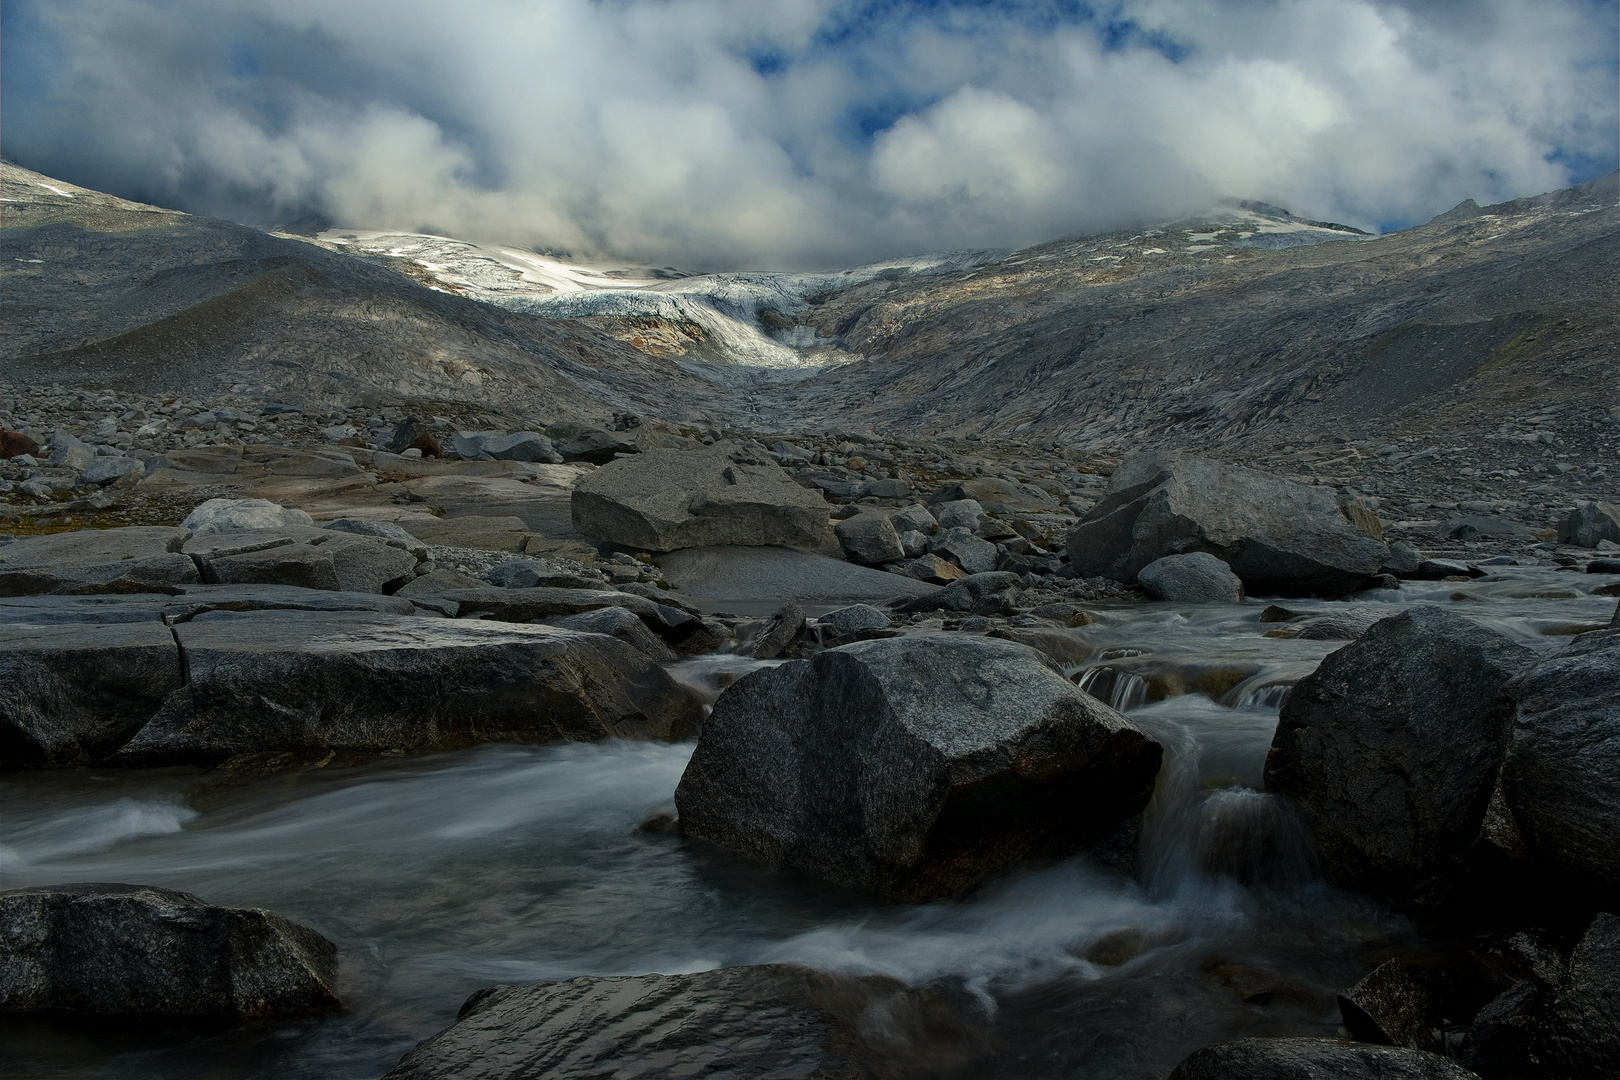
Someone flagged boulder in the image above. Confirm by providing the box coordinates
[890,505,938,534]
[929,478,1059,514]
[1532,913,1620,1079]
[818,604,891,635]
[0,883,339,1019]
[0,526,200,597]
[182,498,315,537]
[1166,1037,1480,1080]
[547,606,678,663]
[113,610,704,765]
[833,512,905,565]
[552,426,639,464]
[862,477,911,498]
[654,545,941,605]
[674,635,1162,901]
[46,431,95,472]
[1065,452,1389,596]
[934,499,987,530]
[1137,552,1245,602]
[899,571,1024,616]
[383,964,988,1080]
[321,518,430,559]
[486,556,605,590]
[1558,502,1620,549]
[451,431,562,464]
[1383,539,1424,576]
[83,456,140,486]
[0,622,183,767]
[161,584,420,623]
[905,553,968,584]
[1500,630,1620,892]
[899,529,930,558]
[1338,959,1443,1052]
[395,569,485,596]
[185,529,421,595]
[571,447,836,553]
[437,586,696,639]
[931,527,999,575]
[749,602,806,660]
[1264,607,1537,908]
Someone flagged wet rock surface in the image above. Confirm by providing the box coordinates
[1166,1037,1482,1079]
[1264,607,1537,909]
[675,635,1163,901]
[0,883,340,1020]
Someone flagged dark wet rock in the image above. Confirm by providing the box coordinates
[1264,607,1536,909]
[1065,452,1388,597]
[1338,959,1443,1053]
[1461,979,1548,1078]
[113,610,703,765]
[571,446,836,553]
[899,571,1024,616]
[382,964,990,1080]
[613,581,701,616]
[1558,502,1620,548]
[818,604,891,635]
[834,512,905,565]
[675,635,1162,901]
[1166,1037,1480,1079]
[161,584,419,623]
[547,606,678,663]
[1587,558,1620,574]
[932,527,999,574]
[1262,607,1386,641]
[1532,912,1620,1079]
[1439,515,1533,542]
[1500,630,1620,892]
[1384,539,1424,575]
[552,426,640,464]
[1137,552,1244,602]
[437,586,697,641]
[0,883,340,1019]
[749,602,806,659]
[655,545,939,605]
[0,622,183,767]
[0,526,199,597]
[1415,558,1482,580]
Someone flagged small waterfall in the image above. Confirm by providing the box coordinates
[1076,667,1150,712]
[1239,683,1292,710]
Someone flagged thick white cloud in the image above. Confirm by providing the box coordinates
[3,0,1614,269]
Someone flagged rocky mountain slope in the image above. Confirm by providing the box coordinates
[0,163,727,425]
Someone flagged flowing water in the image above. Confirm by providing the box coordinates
[1,566,1614,1078]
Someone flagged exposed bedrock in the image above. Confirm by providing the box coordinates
[674,635,1162,902]
[1066,451,1389,597]
[0,883,340,1021]
[1263,607,1536,909]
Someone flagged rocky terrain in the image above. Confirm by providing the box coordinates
[1,161,1617,1079]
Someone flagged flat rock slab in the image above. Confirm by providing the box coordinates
[183,527,420,594]
[437,587,694,637]
[0,883,340,1020]
[655,545,939,610]
[0,621,183,767]
[676,635,1162,901]
[0,526,200,597]
[383,964,989,1080]
[114,610,704,765]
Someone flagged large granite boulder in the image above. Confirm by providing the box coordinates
[181,498,315,537]
[1500,630,1620,892]
[451,430,563,464]
[0,622,183,767]
[1558,502,1620,548]
[383,964,988,1080]
[674,635,1162,901]
[1065,452,1389,596]
[0,884,340,1019]
[833,512,905,565]
[571,446,836,553]
[1264,607,1536,908]
[1166,1037,1480,1079]
[0,526,199,597]
[1137,552,1244,602]
[113,610,704,765]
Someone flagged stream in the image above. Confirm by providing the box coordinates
[2,566,1614,1078]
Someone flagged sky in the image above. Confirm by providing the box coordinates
[3,0,1616,271]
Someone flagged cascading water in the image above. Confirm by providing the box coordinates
[3,567,1613,1079]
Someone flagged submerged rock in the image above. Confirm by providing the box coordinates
[1065,452,1389,596]
[1501,629,1620,892]
[1166,1037,1480,1079]
[0,883,340,1020]
[571,446,836,553]
[674,635,1162,901]
[383,964,989,1080]
[1263,607,1535,909]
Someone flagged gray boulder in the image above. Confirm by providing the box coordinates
[83,456,140,486]
[1137,552,1244,602]
[486,555,605,590]
[548,606,677,663]
[0,526,199,597]
[321,518,430,559]
[655,545,940,605]
[383,964,987,1080]
[674,635,1162,901]
[451,430,563,464]
[185,529,421,595]
[1500,630,1620,891]
[571,447,836,553]
[930,478,1059,514]
[1532,913,1620,1079]
[899,571,1025,615]
[833,512,905,565]
[1558,502,1620,548]
[113,610,704,764]
[437,586,697,640]
[1263,607,1537,908]
[899,528,930,558]
[0,622,183,767]
[818,604,891,635]
[45,430,95,472]
[932,527,999,574]
[0,883,339,1019]
[1066,452,1389,596]
[890,504,938,534]
[552,426,640,464]
[934,499,987,530]
[396,568,485,596]
[182,498,316,537]
[1166,1037,1480,1080]
[749,602,806,660]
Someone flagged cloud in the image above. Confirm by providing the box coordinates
[2,0,1614,269]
